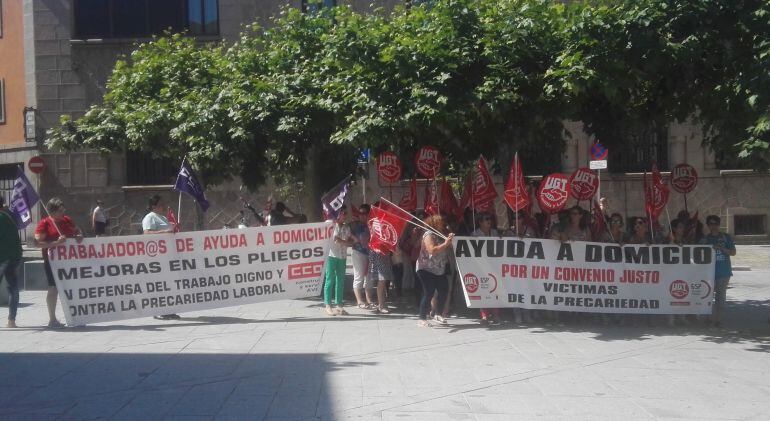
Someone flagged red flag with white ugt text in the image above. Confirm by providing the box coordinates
[504,153,529,212]
[590,198,607,240]
[399,178,418,212]
[424,181,439,216]
[440,179,462,221]
[368,202,410,254]
[472,157,498,209]
[644,165,669,222]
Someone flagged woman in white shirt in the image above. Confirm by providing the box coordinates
[142,195,178,320]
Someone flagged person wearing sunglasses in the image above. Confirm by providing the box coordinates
[700,215,736,327]
[600,213,627,244]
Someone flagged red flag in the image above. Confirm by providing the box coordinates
[166,207,181,233]
[368,202,411,254]
[590,198,606,240]
[504,153,530,211]
[424,181,439,216]
[439,179,462,220]
[644,164,669,222]
[399,178,418,211]
[472,157,498,208]
[459,172,472,211]
[458,158,498,212]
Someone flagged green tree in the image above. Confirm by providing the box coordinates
[47,0,770,217]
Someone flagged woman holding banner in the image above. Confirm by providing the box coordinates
[142,195,180,320]
[472,213,501,325]
[701,215,736,327]
[502,209,540,324]
[552,206,592,242]
[35,197,83,329]
[324,205,354,316]
[416,215,454,327]
[600,213,627,244]
[627,216,653,245]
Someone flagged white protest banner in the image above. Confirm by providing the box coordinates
[453,237,716,314]
[48,222,334,325]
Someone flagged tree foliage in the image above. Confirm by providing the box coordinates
[47,0,770,193]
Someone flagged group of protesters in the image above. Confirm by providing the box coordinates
[0,192,741,329]
[322,198,738,328]
[0,191,312,328]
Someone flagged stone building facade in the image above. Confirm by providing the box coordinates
[1,0,767,243]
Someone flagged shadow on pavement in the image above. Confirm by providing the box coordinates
[0,352,373,419]
[444,298,770,353]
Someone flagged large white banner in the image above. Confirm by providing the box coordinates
[49,222,334,325]
[453,237,716,314]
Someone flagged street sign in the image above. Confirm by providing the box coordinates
[28,156,46,174]
[24,107,37,142]
[357,148,370,164]
[589,160,607,170]
[590,141,609,160]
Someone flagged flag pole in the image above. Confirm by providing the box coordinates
[376,204,446,240]
[14,165,62,238]
[469,165,476,232]
[380,197,447,239]
[433,176,439,216]
[644,170,655,243]
[514,153,520,237]
[176,156,187,227]
[665,206,673,242]
[38,197,63,238]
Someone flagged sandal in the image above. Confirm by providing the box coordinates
[335,308,349,316]
[357,303,368,309]
[417,320,431,327]
[433,315,447,325]
[324,307,336,316]
[378,307,390,314]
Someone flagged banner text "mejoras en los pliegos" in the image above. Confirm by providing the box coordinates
[48,223,335,325]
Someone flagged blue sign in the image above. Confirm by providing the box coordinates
[590,141,608,160]
[357,148,370,164]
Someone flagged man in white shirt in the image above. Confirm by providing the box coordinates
[92,200,108,237]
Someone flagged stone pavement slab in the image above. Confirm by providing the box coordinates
[0,246,768,420]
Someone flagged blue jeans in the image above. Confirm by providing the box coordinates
[0,258,21,321]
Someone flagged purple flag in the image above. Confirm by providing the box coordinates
[174,160,210,212]
[321,175,351,220]
[9,167,40,228]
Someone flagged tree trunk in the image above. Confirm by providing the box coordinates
[301,143,323,222]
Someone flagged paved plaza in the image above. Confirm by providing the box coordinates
[0,246,769,420]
